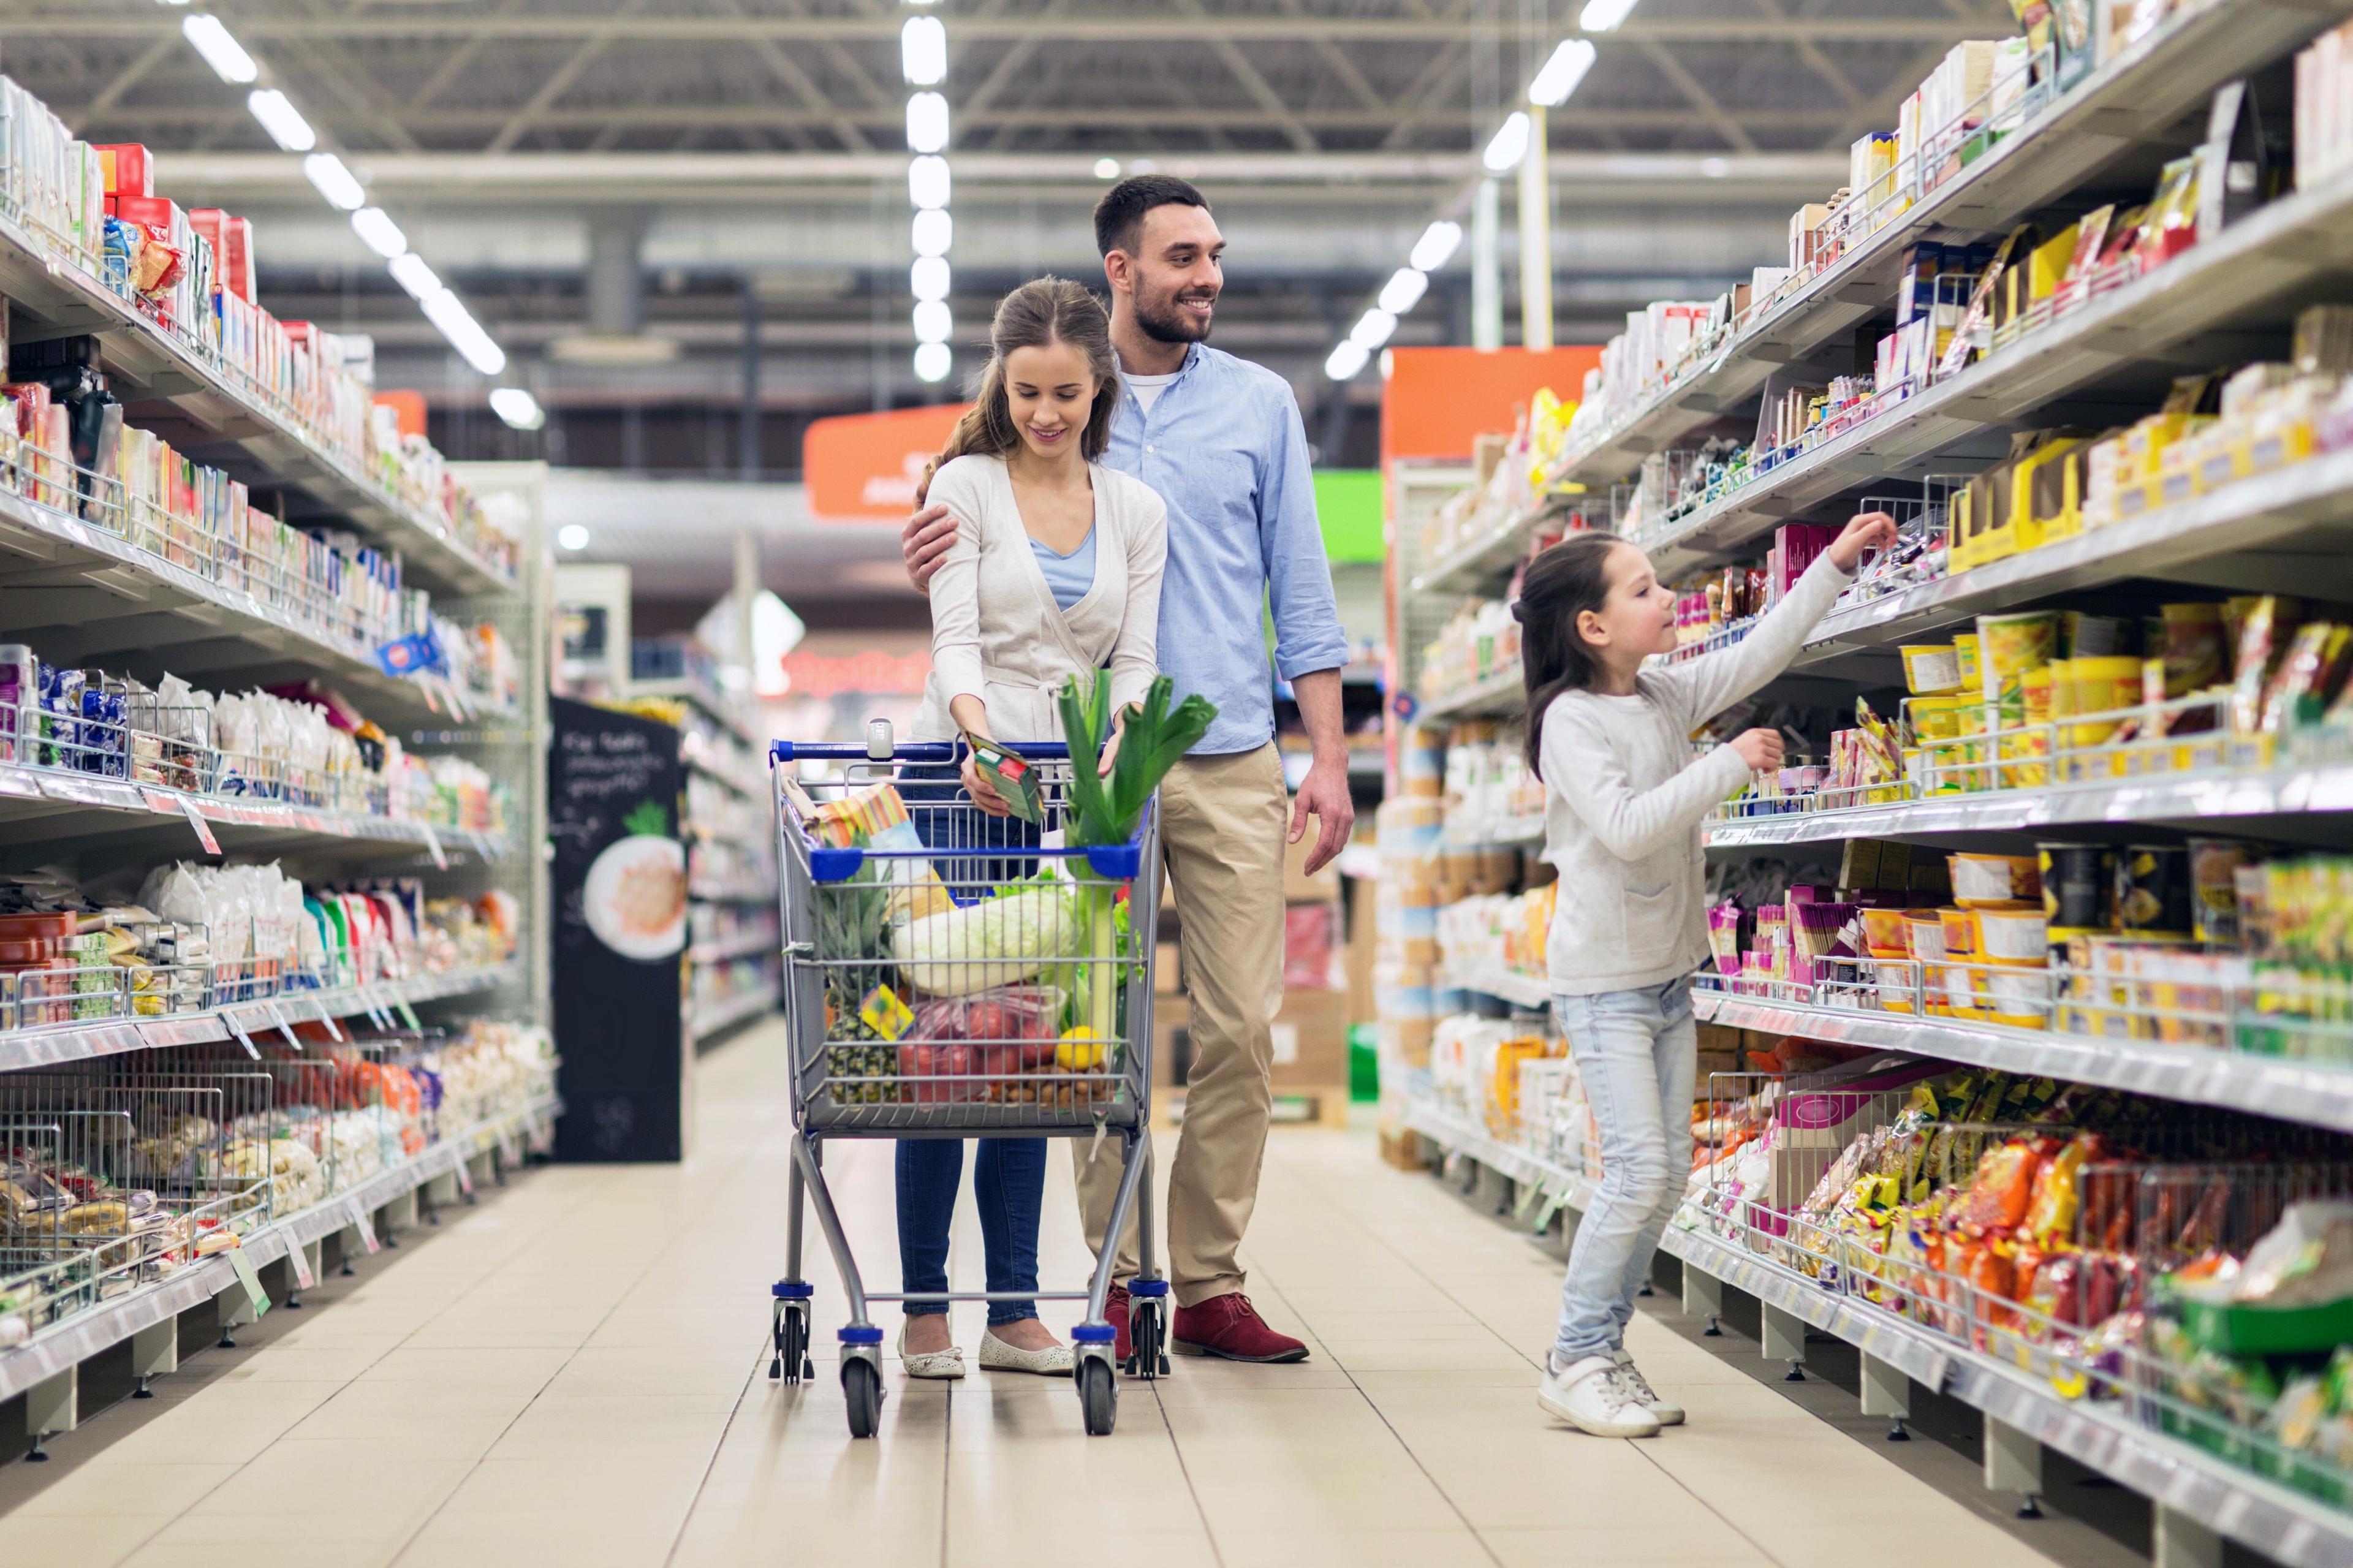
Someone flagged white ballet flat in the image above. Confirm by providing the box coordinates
[978,1327,1075,1376]
[897,1322,966,1380]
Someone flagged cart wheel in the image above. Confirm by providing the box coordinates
[1128,1300,1161,1381]
[843,1358,883,1439]
[775,1308,808,1384]
[1078,1357,1118,1436]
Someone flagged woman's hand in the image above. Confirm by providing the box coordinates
[1096,723,1123,779]
[1730,727,1786,773]
[960,751,1014,817]
[1827,510,1898,570]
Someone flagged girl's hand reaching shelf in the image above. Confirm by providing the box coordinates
[1825,510,1898,571]
[1729,727,1785,773]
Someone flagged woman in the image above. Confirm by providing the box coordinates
[898,276,1167,1379]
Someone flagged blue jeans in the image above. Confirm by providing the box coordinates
[894,765,1048,1323]
[896,1139,1045,1324]
[1550,978,1696,1365]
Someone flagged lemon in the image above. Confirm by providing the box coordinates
[1056,1028,1107,1071]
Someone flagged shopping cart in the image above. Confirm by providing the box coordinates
[765,724,1167,1438]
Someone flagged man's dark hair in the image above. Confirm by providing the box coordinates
[1094,174,1210,258]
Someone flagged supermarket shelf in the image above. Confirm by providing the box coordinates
[686,754,765,800]
[0,760,511,865]
[690,877,775,905]
[1446,966,1551,1010]
[1447,815,1546,849]
[0,961,521,1073]
[635,677,758,747]
[0,1090,559,1407]
[0,483,522,732]
[0,213,517,600]
[688,931,779,965]
[1409,503,1548,597]
[690,985,775,1042]
[1689,987,2353,1134]
[1802,444,2353,667]
[1401,1091,2353,1568]
[1633,161,2353,576]
[1553,0,2345,491]
[1414,668,1525,723]
[1705,755,2353,848]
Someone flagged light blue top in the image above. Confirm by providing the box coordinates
[1099,343,1347,756]
[1029,526,1097,612]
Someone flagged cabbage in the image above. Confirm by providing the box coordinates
[892,883,1076,996]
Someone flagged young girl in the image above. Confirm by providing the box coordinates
[1518,510,1893,1437]
[896,276,1168,1381]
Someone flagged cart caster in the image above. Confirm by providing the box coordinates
[1078,1357,1118,1436]
[1126,1280,1168,1381]
[842,1358,882,1439]
[772,1282,814,1383]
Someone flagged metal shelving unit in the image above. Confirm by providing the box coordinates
[1400,1092,2353,1568]
[0,211,517,600]
[1549,0,2350,496]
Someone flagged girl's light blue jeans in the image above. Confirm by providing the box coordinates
[1550,977,1696,1366]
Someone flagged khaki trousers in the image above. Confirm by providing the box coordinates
[1074,743,1288,1308]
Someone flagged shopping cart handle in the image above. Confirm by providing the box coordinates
[770,739,1076,765]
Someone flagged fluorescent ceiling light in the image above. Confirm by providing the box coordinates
[1409,221,1463,273]
[1378,268,1428,316]
[420,289,506,376]
[349,206,406,259]
[302,152,366,211]
[1093,157,1120,180]
[911,208,952,257]
[1324,341,1371,381]
[246,88,316,152]
[906,91,950,154]
[181,14,257,84]
[387,252,441,300]
[914,341,952,384]
[912,300,953,344]
[556,524,591,551]
[901,15,947,85]
[1578,0,1641,30]
[488,387,545,431]
[910,256,950,302]
[1482,111,1530,174]
[1528,39,1597,106]
[1349,309,1397,351]
[907,154,951,210]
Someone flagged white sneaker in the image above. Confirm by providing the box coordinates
[978,1327,1075,1377]
[1612,1350,1684,1426]
[897,1322,965,1380]
[1538,1354,1661,1437]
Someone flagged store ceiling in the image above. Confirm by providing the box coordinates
[6,1,2014,430]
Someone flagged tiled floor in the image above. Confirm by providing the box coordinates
[0,1020,2070,1568]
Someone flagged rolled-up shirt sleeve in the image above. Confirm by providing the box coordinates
[1259,385,1349,682]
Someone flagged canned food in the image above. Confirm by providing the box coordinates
[2115,844,2192,934]
[2038,843,2115,933]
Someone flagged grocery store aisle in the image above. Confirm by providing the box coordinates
[0,1023,2070,1568]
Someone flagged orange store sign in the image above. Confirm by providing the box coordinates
[803,404,971,521]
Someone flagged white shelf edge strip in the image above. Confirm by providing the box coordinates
[0,1090,559,1405]
[0,963,520,1073]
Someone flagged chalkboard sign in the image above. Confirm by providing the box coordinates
[548,696,688,1162]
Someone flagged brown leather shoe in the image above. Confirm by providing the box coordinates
[1171,1292,1309,1363]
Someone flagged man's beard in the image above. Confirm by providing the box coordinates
[1134,283,1214,344]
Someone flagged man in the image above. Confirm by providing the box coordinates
[901,175,1353,1364]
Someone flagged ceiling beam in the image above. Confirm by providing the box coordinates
[6,15,2020,44]
[1636,40,1759,155]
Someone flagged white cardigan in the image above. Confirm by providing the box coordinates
[912,453,1169,746]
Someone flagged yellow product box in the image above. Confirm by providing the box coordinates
[2247,403,2318,476]
[2191,423,2249,495]
[2121,410,2196,480]
[2008,435,2085,555]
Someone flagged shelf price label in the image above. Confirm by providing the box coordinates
[420,824,448,871]
[181,796,222,855]
[289,1242,316,1292]
[349,1210,380,1256]
[225,1246,271,1317]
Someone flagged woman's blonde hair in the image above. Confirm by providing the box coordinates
[933,277,1120,472]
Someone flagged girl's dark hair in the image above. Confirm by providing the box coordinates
[934,277,1121,472]
[1518,530,1633,779]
